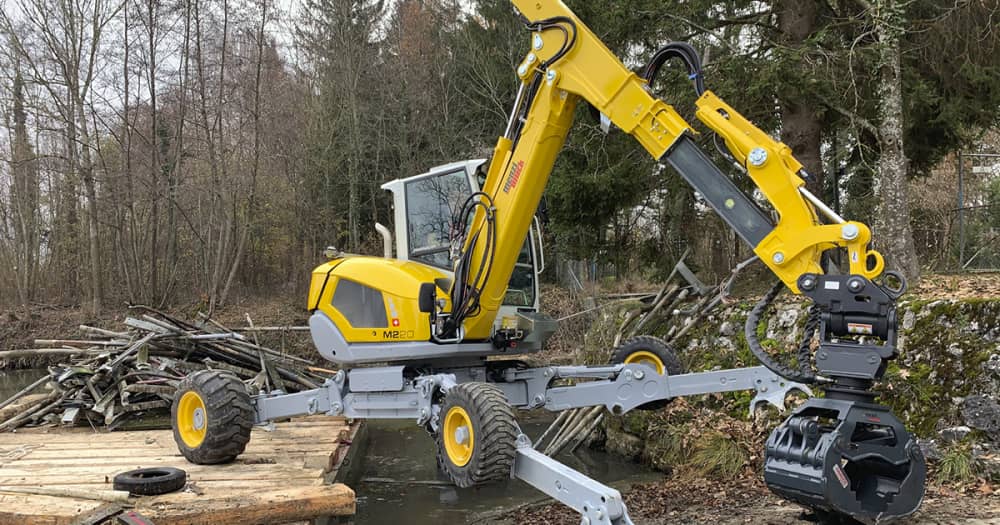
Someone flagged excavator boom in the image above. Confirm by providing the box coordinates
[450,0,884,342]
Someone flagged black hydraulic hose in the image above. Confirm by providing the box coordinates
[449,192,498,328]
[525,16,577,68]
[798,304,822,379]
[641,41,705,96]
[744,281,818,384]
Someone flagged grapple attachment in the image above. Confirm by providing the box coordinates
[764,397,926,523]
[756,273,926,523]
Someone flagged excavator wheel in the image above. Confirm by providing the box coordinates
[610,335,683,410]
[435,382,517,488]
[171,370,253,464]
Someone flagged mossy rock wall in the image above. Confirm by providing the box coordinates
[588,295,1000,479]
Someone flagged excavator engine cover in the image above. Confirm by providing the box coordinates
[764,397,926,523]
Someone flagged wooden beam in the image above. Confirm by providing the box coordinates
[0,486,129,503]
[136,484,356,524]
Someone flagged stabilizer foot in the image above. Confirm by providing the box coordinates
[512,434,634,525]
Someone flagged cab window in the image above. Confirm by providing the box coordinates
[504,237,535,307]
[405,170,471,269]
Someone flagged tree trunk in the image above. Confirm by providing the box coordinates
[77,104,103,314]
[10,67,38,310]
[873,0,920,279]
[219,0,267,307]
[776,0,824,196]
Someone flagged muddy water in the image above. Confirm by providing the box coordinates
[0,368,46,401]
[351,414,659,524]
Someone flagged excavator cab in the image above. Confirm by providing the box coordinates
[380,159,544,322]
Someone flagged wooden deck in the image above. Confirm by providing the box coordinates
[0,416,358,524]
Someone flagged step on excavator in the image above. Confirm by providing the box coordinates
[169,1,926,523]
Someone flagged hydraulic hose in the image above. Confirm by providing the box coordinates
[744,281,819,385]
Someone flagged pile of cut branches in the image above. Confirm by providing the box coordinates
[0,306,326,432]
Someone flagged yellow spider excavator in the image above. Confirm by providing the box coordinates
[170,1,926,523]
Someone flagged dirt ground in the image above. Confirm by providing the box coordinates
[499,477,1000,524]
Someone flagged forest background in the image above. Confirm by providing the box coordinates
[0,0,999,314]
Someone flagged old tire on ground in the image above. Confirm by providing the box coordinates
[171,370,253,464]
[610,335,684,411]
[113,467,187,496]
[435,382,517,488]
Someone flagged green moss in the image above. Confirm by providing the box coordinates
[621,411,652,435]
[593,293,1000,473]
[879,299,1000,436]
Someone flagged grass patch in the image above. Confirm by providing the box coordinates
[689,431,747,478]
[937,445,976,484]
[643,423,690,470]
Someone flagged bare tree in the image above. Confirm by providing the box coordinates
[8,65,40,309]
[1,0,120,313]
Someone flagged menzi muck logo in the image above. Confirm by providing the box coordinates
[503,160,525,193]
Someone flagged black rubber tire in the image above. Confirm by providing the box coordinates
[435,382,517,488]
[610,335,684,411]
[113,467,187,496]
[171,370,253,465]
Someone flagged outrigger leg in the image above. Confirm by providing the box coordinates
[234,362,809,525]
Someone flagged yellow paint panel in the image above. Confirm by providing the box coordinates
[308,257,451,343]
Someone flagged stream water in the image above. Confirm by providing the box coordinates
[350,415,659,524]
[0,368,46,401]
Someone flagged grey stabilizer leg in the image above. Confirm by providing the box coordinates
[532,364,810,416]
[512,434,634,525]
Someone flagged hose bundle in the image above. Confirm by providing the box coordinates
[744,281,821,385]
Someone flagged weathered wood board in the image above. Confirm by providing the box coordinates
[0,417,358,524]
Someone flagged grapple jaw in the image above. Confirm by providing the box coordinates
[764,397,926,523]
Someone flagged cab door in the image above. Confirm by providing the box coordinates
[381,160,542,314]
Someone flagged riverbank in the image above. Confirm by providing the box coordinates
[500,476,1000,524]
[572,273,1000,484]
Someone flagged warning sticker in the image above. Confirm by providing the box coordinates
[847,322,874,335]
[833,464,850,489]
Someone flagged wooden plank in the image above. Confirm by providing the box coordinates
[136,484,356,524]
[0,486,128,502]
[0,394,49,422]
[1,479,323,491]
[2,432,345,447]
[2,422,348,442]
[0,463,326,478]
[0,475,325,488]
[10,443,340,459]
[0,493,103,525]
[0,418,356,525]
[9,453,330,469]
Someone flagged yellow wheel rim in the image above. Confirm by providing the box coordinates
[443,406,475,467]
[177,391,208,448]
[624,351,665,375]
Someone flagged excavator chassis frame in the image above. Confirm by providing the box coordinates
[252,362,809,525]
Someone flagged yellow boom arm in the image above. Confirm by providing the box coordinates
[455,0,884,340]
